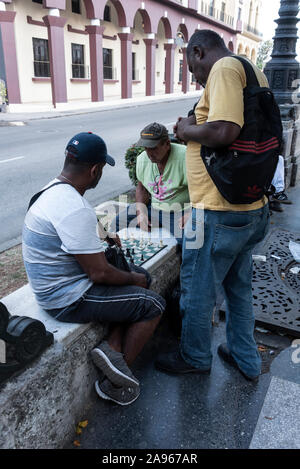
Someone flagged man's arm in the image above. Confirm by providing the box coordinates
[136,181,151,231]
[176,118,241,148]
[74,251,147,288]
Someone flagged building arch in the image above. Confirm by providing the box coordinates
[245,46,250,58]
[228,40,234,52]
[159,17,173,39]
[135,8,152,34]
[251,48,256,63]
[237,43,244,55]
[178,23,189,43]
[100,0,127,27]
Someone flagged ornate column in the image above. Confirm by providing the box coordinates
[43,10,67,106]
[143,35,157,97]
[164,41,176,94]
[264,0,299,105]
[118,30,134,99]
[86,20,105,102]
[181,47,189,95]
[0,8,21,104]
[264,0,300,187]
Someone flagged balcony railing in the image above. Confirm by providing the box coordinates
[245,23,263,38]
[200,1,234,27]
[71,64,90,79]
[132,69,140,81]
[103,66,118,80]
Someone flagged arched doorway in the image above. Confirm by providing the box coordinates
[228,41,234,52]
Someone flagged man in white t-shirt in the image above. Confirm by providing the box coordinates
[22,132,165,406]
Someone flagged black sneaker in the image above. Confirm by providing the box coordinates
[272,191,292,204]
[155,349,211,375]
[269,200,284,212]
[217,343,259,382]
[95,378,140,406]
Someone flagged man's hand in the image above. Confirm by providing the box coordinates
[174,115,196,143]
[178,211,191,230]
[131,272,148,289]
[137,213,152,232]
[108,233,122,248]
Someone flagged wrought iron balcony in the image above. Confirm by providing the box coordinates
[200,1,234,27]
[244,23,263,38]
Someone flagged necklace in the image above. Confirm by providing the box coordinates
[59,174,73,184]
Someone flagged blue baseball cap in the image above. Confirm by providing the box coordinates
[65,132,115,166]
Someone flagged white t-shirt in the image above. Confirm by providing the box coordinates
[22,179,105,310]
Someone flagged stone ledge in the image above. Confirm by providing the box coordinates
[0,228,180,448]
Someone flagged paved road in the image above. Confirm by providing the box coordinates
[0,98,196,252]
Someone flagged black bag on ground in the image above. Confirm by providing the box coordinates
[201,56,283,204]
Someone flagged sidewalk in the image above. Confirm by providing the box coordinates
[0,91,200,123]
[67,185,300,450]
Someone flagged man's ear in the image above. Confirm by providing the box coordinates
[90,164,98,177]
[193,45,204,60]
[91,163,103,177]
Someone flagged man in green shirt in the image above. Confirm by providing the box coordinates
[114,123,190,243]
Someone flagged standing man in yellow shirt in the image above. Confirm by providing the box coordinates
[155,30,271,381]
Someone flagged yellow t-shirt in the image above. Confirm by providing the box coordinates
[186,56,269,211]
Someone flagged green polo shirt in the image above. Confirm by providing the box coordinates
[136,143,190,212]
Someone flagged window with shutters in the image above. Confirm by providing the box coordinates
[72,0,81,14]
[32,38,50,77]
[72,43,85,78]
[103,48,113,79]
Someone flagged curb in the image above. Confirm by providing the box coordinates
[0,92,201,124]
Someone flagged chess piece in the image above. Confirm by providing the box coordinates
[126,248,131,257]
[160,239,163,247]
[141,254,144,262]
[131,248,135,255]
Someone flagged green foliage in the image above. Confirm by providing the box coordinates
[0,80,7,104]
[125,144,145,186]
[256,40,273,70]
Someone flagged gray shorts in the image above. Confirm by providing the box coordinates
[45,283,166,324]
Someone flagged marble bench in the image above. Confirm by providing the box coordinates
[0,227,180,449]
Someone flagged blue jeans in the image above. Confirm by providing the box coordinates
[112,203,184,245]
[180,204,270,377]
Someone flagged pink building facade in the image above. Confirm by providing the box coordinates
[0,0,240,107]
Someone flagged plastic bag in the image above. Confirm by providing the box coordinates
[289,240,300,263]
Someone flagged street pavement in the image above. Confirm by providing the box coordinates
[0,95,198,253]
[65,185,300,450]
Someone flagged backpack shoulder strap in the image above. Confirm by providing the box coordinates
[27,181,70,212]
[232,55,261,88]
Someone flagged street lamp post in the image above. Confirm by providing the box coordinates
[264,0,300,188]
[264,0,300,105]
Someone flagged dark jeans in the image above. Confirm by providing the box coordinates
[180,204,270,377]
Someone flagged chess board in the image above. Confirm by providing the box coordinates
[120,238,167,266]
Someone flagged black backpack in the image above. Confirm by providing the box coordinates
[201,56,283,204]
